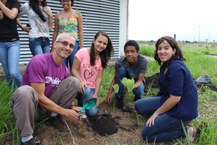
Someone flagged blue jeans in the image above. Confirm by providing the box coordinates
[0,41,22,88]
[64,41,79,70]
[116,67,144,100]
[76,87,99,116]
[29,37,50,56]
[135,97,187,142]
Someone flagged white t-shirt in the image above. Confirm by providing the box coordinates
[18,2,51,38]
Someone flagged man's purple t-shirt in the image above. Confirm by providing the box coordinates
[22,53,70,97]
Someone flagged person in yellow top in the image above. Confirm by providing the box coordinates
[52,0,83,70]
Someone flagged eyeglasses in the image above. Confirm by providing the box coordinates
[57,41,74,49]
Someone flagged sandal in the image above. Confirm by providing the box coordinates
[187,127,197,142]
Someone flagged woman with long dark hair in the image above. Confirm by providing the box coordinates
[72,31,113,116]
[135,36,198,143]
[0,0,22,89]
[17,0,53,56]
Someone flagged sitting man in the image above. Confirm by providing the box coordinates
[106,40,148,109]
[10,33,81,145]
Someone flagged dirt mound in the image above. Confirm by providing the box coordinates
[88,113,119,136]
[34,102,143,145]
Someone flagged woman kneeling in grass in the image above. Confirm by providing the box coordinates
[135,36,198,143]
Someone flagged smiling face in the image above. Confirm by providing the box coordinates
[54,33,75,59]
[124,46,139,64]
[157,40,176,62]
[61,0,72,9]
[93,35,108,53]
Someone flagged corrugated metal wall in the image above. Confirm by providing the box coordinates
[18,0,123,64]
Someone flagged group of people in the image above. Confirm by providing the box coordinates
[0,0,82,89]
[0,0,198,144]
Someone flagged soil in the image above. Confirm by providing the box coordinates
[35,102,143,145]
[88,113,119,136]
[25,102,176,145]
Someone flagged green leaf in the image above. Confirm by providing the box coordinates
[121,78,134,93]
[113,84,119,93]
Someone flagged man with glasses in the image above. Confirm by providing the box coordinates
[11,33,81,145]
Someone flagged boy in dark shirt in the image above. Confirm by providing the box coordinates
[106,40,148,109]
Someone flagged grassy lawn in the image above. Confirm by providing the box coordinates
[1,42,217,144]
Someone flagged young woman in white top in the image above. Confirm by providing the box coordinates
[17,0,53,56]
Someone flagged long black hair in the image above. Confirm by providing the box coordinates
[90,31,113,68]
[29,0,47,22]
[154,36,185,67]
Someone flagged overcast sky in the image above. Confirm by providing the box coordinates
[128,0,217,42]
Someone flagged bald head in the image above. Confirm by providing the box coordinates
[56,33,75,44]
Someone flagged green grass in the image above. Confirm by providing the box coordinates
[196,119,217,145]
[0,81,19,145]
[139,43,155,57]
[1,42,217,144]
